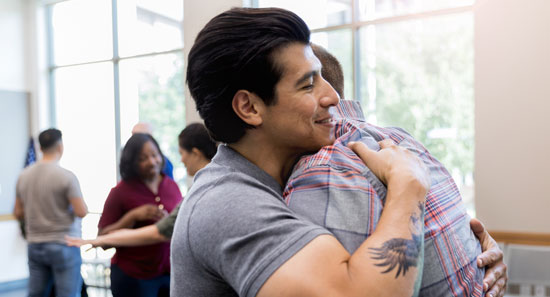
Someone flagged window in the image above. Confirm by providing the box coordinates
[47,0,185,264]
[256,0,475,215]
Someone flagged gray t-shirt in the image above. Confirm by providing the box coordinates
[16,162,83,243]
[171,145,330,297]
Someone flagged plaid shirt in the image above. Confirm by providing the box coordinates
[284,100,484,297]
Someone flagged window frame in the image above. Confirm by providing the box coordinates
[45,0,185,181]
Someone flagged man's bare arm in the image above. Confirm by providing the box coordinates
[69,197,88,218]
[257,140,429,297]
[66,224,168,248]
[13,197,24,220]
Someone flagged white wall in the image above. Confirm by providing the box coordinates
[0,0,26,91]
[475,0,550,233]
[183,0,243,124]
[0,222,28,283]
[0,0,31,284]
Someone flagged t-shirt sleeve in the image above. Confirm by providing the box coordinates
[187,181,330,297]
[66,171,83,200]
[15,174,23,199]
[156,201,180,238]
[98,187,124,229]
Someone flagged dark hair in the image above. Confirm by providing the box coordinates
[311,44,345,98]
[120,133,165,181]
[186,7,311,143]
[38,128,62,151]
[179,123,218,160]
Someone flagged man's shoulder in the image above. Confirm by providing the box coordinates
[294,142,360,173]
[51,164,79,182]
[190,165,279,207]
[338,120,413,142]
[20,162,74,179]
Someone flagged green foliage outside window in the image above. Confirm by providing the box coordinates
[137,56,186,180]
[362,14,474,184]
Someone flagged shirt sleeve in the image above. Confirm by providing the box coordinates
[156,201,180,238]
[66,171,83,200]
[15,175,22,199]
[98,187,124,229]
[187,178,330,297]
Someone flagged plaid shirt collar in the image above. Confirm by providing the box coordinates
[332,99,366,122]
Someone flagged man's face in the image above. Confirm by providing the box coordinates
[261,43,340,155]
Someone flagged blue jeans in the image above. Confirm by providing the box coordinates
[27,243,82,297]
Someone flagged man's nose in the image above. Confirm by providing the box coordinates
[319,79,340,107]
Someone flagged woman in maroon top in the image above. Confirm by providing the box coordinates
[98,133,182,297]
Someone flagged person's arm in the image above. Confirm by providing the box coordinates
[257,140,430,297]
[13,197,24,220]
[155,202,180,239]
[471,218,508,297]
[66,224,168,248]
[98,204,165,235]
[69,203,179,248]
[69,197,88,218]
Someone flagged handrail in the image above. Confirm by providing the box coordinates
[489,230,550,246]
[0,214,15,222]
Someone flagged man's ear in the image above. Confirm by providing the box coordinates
[232,90,263,127]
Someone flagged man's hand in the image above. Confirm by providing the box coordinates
[348,139,430,199]
[471,218,508,297]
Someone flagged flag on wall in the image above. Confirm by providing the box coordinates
[24,138,36,167]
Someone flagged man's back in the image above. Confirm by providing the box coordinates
[16,162,82,243]
[285,100,484,296]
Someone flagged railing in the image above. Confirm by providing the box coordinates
[81,247,114,297]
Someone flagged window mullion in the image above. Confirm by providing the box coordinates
[112,0,121,180]
[352,0,360,102]
[46,5,56,127]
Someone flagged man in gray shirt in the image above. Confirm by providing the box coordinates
[14,128,87,297]
[172,7,433,297]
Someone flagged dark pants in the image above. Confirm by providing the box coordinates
[110,264,169,297]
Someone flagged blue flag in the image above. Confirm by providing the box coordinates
[24,138,36,167]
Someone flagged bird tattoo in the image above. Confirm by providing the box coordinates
[369,202,424,278]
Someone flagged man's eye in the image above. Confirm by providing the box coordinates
[302,84,314,90]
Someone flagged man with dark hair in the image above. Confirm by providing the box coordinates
[14,128,88,297]
[311,44,345,97]
[282,44,507,297]
[174,7,429,297]
[172,7,505,297]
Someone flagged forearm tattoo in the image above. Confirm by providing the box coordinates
[369,202,425,278]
